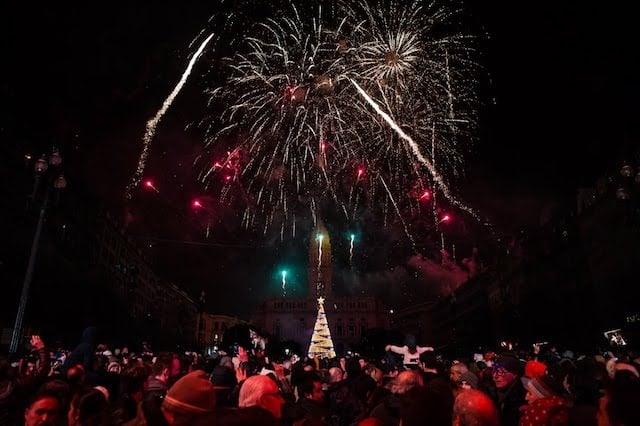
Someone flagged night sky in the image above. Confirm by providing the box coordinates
[4,1,639,318]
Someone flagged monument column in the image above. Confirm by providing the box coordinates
[309,220,332,299]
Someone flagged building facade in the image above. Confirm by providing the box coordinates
[252,221,389,354]
[394,157,640,352]
[94,213,199,347]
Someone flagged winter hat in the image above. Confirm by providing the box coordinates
[94,386,110,401]
[524,360,547,380]
[561,350,574,360]
[459,371,479,389]
[521,374,562,399]
[495,354,522,375]
[163,370,216,415]
[522,376,552,399]
[260,367,276,376]
[614,362,639,378]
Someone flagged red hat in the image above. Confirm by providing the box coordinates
[524,360,547,379]
[162,370,216,415]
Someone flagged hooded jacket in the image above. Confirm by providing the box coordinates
[63,326,97,372]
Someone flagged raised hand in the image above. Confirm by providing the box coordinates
[235,364,247,382]
[274,363,286,381]
[30,335,45,351]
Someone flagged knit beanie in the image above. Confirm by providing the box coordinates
[521,374,562,399]
[460,371,479,389]
[495,354,522,375]
[162,370,216,415]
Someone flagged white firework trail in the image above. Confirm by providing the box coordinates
[349,78,480,220]
[317,233,324,274]
[349,233,355,265]
[281,270,287,296]
[125,33,215,199]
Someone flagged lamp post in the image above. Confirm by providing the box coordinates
[9,148,66,353]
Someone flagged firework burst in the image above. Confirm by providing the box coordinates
[342,0,479,214]
[198,2,369,234]
[190,0,481,236]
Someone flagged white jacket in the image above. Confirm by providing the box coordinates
[387,345,434,365]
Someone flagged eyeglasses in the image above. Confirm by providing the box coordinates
[492,367,508,377]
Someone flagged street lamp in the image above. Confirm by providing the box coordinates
[9,148,66,353]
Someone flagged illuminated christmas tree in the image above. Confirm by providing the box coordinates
[308,296,336,359]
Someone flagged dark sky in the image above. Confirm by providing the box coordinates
[4,1,639,317]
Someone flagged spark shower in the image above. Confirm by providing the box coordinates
[128,0,481,238]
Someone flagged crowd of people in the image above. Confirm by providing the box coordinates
[1,327,639,425]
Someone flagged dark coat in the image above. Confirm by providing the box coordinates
[327,376,370,426]
[497,378,526,426]
[64,326,97,372]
